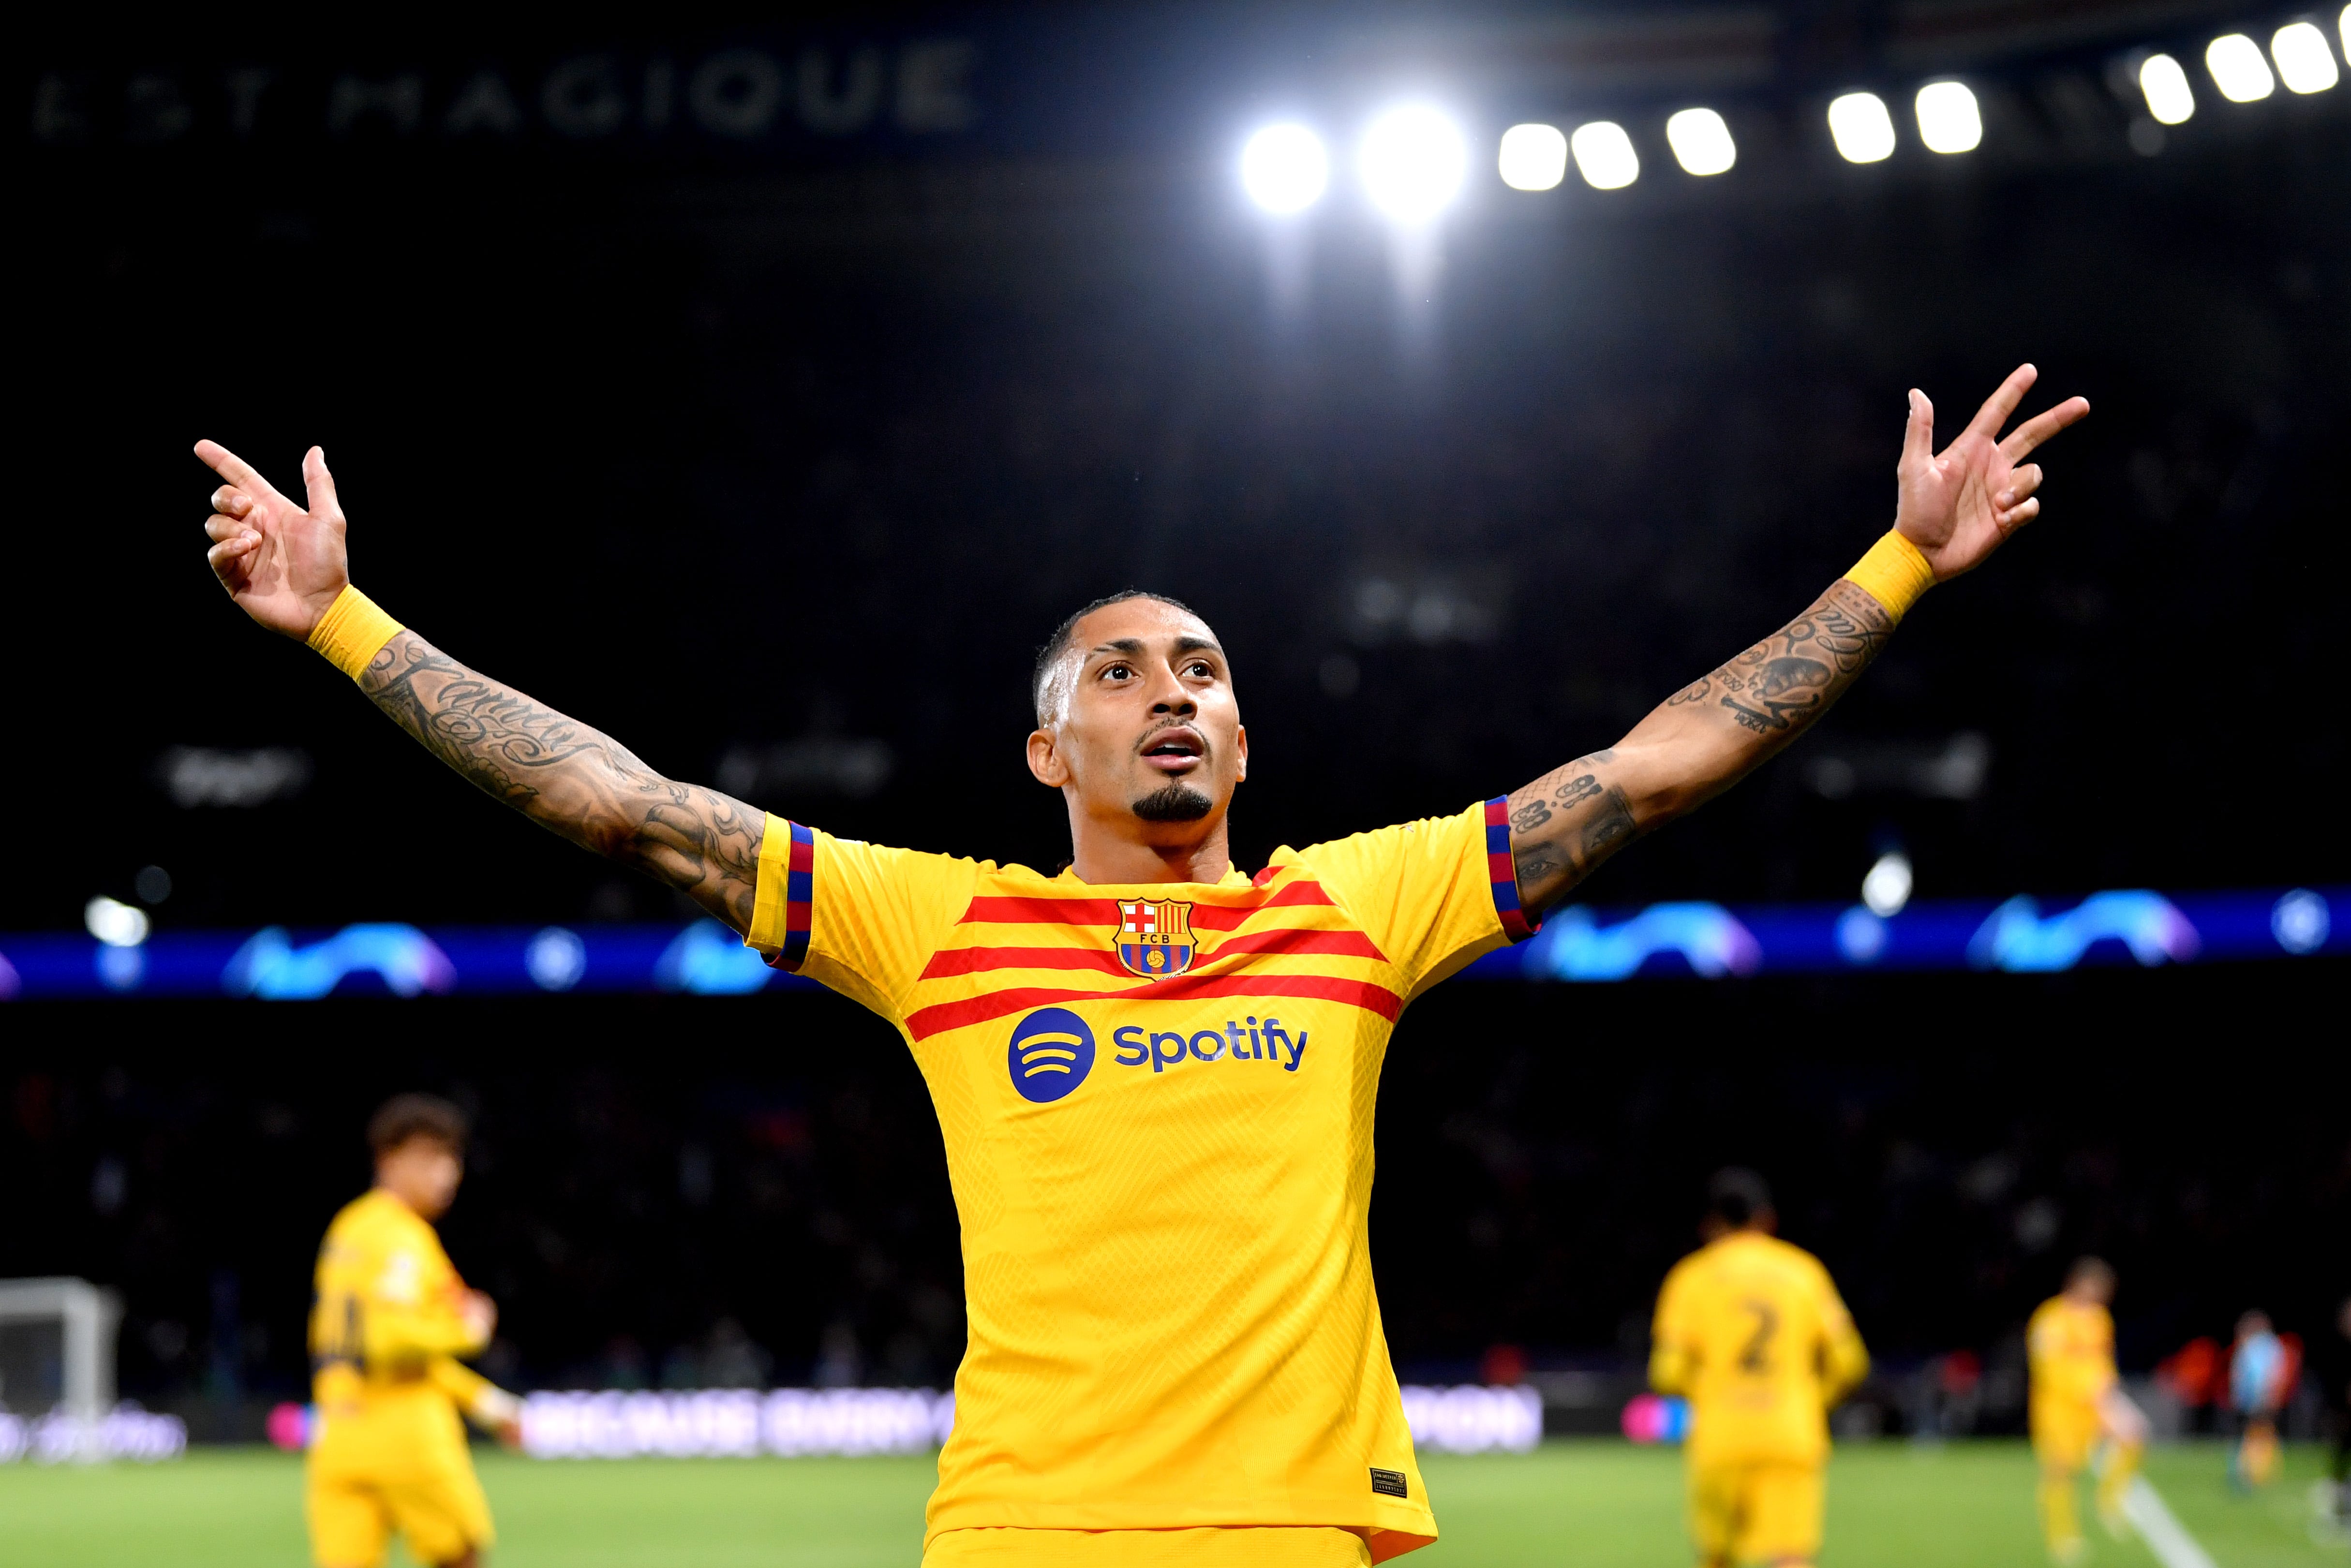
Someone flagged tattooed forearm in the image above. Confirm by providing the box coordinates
[1505,580,1895,916]
[358,631,767,932]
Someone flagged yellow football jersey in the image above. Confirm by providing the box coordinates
[1649,1231,1867,1465]
[2027,1296,2116,1412]
[746,799,1536,1560]
[309,1188,490,1471]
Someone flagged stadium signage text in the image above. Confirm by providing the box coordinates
[28,40,978,152]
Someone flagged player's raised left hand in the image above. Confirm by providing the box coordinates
[1894,364,2090,581]
[196,440,352,639]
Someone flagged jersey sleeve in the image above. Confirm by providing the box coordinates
[1813,1263,1869,1399]
[359,1227,486,1362]
[1295,799,1536,997]
[430,1356,521,1429]
[1650,1258,1700,1394]
[746,814,982,1020]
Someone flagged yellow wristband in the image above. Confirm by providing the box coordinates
[1842,530,1936,623]
[306,585,405,680]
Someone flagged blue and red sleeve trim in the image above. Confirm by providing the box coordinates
[762,820,816,972]
[1484,796,1541,943]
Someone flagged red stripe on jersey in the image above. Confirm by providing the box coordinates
[904,972,1402,1041]
[1208,926,1389,963]
[918,946,1129,979]
[917,924,1387,981]
[956,880,1337,931]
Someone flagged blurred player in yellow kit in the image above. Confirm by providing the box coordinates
[308,1095,522,1568]
[1651,1170,1868,1568]
[2027,1257,2147,1564]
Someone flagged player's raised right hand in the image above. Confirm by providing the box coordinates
[197,440,351,640]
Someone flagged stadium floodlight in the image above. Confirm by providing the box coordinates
[1358,105,1469,222]
[1665,108,1737,175]
[1497,123,1568,191]
[1914,81,1982,153]
[1569,121,1640,189]
[2139,54,2197,123]
[1827,92,1897,163]
[2271,22,2340,93]
[2204,33,2277,101]
[1861,852,1914,918]
[1240,123,1329,215]
[84,894,149,947]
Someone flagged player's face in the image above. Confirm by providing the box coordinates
[379,1138,464,1219]
[1029,599,1247,840]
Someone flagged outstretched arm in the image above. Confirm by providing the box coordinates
[1506,365,2089,917]
[196,441,766,933]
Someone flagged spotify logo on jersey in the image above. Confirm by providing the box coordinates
[1007,1008,1095,1103]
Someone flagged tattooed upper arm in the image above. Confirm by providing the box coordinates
[359,631,768,932]
[1503,580,1894,918]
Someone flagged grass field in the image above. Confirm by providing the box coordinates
[0,1440,2336,1567]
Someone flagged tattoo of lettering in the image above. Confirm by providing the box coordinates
[1698,585,1890,736]
[359,632,766,930]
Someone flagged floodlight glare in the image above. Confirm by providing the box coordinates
[1240,123,1329,215]
[1569,121,1640,190]
[1358,106,1469,222]
[2343,5,2351,64]
[2205,33,2276,101]
[1497,123,1568,191]
[2139,54,2197,123]
[1665,108,1737,175]
[1914,81,1982,153]
[1827,92,1897,163]
[2271,23,2340,93]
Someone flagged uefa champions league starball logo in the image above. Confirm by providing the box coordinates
[1006,1008,1096,1103]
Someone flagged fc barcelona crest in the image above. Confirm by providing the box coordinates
[1115,899,1196,978]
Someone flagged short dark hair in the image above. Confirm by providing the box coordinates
[1031,590,1203,726]
[2067,1256,2115,1291]
[1706,1167,1774,1228]
[368,1094,468,1159]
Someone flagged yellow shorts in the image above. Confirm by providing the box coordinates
[924,1527,1375,1567]
[2031,1405,2100,1473]
[1687,1459,1823,1565]
[305,1458,494,1568]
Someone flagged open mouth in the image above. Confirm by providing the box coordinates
[1140,727,1206,771]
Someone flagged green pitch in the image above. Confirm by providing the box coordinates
[0,1441,2336,1567]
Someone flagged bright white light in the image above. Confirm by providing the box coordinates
[2139,54,2197,123]
[1861,853,1914,918]
[527,926,588,991]
[1914,81,1982,153]
[2343,6,2351,65]
[85,895,150,948]
[1497,123,1568,191]
[1240,123,1328,215]
[2205,34,2277,101]
[1828,92,1897,163]
[2271,23,2340,93]
[1569,121,1639,190]
[1665,108,1737,175]
[1358,106,1469,222]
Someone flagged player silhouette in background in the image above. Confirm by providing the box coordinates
[2227,1309,2289,1491]
[308,1096,521,1568]
[1650,1169,1868,1568]
[2027,1257,2147,1563]
[197,365,2084,1566]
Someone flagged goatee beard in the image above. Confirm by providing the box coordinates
[1131,783,1214,822]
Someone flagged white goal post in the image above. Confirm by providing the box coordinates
[0,1277,121,1421]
